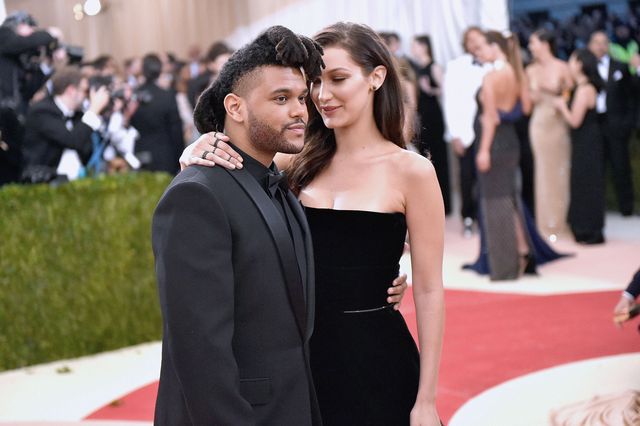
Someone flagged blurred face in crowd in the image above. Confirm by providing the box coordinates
[239,66,309,155]
[386,37,400,55]
[128,57,142,77]
[615,25,630,42]
[15,23,34,36]
[588,32,609,59]
[410,39,430,61]
[568,53,582,80]
[527,34,548,60]
[311,46,383,131]
[66,77,89,111]
[465,29,487,62]
[475,35,497,64]
[210,53,231,75]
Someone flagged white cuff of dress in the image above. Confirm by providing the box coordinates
[81,110,102,131]
[622,291,636,301]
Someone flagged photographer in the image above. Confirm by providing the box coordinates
[0,11,59,185]
[21,66,109,182]
[96,80,143,173]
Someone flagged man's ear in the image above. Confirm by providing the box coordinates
[224,93,245,123]
[369,65,387,91]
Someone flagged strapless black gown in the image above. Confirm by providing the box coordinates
[305,207,420,426]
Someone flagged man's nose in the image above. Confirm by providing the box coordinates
[290,98,307,118]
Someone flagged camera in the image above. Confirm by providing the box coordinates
[88,76,152,116]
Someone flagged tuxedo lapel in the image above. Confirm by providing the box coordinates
[225,168,307,338]
[286,193,315,340]
[608,60,614,81]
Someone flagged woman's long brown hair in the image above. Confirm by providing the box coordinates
[485,30,525,84]
[287,22,406,194]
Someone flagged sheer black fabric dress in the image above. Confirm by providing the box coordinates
[305,207,420,426]
[463,93,569,280]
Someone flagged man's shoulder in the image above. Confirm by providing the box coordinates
[166,165,242,198]
[29,97,57,114]
[170,165,229,186]
[25,98,59,127]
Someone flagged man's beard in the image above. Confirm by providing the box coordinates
[248,112,304,155]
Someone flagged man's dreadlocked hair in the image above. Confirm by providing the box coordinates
[193,26,325,134]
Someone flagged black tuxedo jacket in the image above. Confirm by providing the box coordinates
[131,82,184,174]
[604,58,638,129]
[152,164,321,425]
[22,97,93,168]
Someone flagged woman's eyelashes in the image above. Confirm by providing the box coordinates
[312,75,349,86]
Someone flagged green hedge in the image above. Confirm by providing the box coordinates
[0,172,172,371]
[606,132,640,212]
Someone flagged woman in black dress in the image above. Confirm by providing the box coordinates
[184,23,445,425]
[411,35,451,215]
[553,48,606,244]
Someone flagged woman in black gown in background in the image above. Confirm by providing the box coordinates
[411,35,451,215]
[553,48,606,244]
[184,22,445,426]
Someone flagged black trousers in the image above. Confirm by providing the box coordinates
[599,113,635,215]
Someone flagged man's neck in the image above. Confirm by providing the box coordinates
[53,95,75,116]
[225,129,275,167]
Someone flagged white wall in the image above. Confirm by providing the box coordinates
[226,0,508,69]
[0,0,6,23]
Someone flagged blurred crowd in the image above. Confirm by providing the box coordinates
[1,7,638,247]
[511,3,640,61]
[0,11,233,185]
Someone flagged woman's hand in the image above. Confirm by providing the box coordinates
[551,96,566,111]
[476,150,491,173]
[388,273,409,310]
[179,132,243,171]
[410,401,441,426]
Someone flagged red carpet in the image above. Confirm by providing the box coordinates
[86,288,639,423]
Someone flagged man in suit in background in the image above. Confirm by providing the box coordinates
[22,66,109,181]
[442,26,488,237]
[589,31,637,216]
[186,41,233,109]
[131,54,184,174]
[152,26,325,425]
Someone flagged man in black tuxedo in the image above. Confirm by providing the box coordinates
[22,66,109,181]
[152,27,327,425]
[589,31,637,216]
[130,54,184,174]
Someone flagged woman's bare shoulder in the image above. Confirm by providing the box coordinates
[391,148,437,181]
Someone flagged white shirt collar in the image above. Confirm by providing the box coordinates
[53,96,75,118]
[599,54,610,67]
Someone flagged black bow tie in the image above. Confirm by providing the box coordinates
[266,170,289,197]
